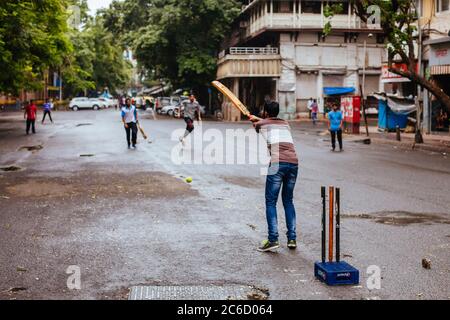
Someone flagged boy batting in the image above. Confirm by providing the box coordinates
[250,100,299,252]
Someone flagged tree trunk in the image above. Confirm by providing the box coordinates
[389,67,450,114]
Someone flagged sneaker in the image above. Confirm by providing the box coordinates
[257,240,280,252]
[287,240,297,250]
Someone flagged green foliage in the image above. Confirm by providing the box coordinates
[103,0,241,90]
[64,15,132,96]
[0,0,72,94]
[323,3,344,36]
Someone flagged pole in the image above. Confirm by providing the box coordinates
[321,186,326,263]
[336,188,340,263]
[362,39,371,141]
[415,17,424,143]
[328,186,334,263]
[59,70,63,102]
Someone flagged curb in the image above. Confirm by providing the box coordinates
[350,136,450,154]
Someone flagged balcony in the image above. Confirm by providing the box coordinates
[246,12,380,37]
[217,47,281,79]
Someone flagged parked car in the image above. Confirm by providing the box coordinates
[69,97,106,111]
[160,104,178,116]
[174,101,206,118]
[155,97,171,113]
[98,97,119,109]
[155,96,185,113]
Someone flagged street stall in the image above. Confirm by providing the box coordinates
[374,94,416,131]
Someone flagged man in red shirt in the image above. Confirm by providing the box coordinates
[24,100,37,135]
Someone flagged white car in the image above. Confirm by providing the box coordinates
[99,97,119,109]
[69,97,106,111]
[160,104,177,116]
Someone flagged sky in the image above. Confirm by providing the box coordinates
[87,0,114,15]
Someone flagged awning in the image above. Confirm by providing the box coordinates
[323,87,355,96]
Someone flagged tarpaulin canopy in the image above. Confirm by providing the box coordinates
[323,87,355,96]
[386,97,416,115]
[373,93,416,115]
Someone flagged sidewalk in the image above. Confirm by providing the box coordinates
[294,115,450,153]
[357,126,450,154]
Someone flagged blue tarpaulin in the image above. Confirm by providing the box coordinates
[378,100,408,130]
[323,87,355,96]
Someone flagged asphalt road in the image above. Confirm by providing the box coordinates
[0,109,449,300]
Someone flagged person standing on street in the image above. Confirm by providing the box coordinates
[24,100,37,135]
[249,100,299,252]
[42,98,53,124]
[311,99,319,125]
[327,103,344,152]
[179,94,201,145]
[121,98,138,149]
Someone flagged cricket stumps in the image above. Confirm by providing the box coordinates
[314,186,359,286]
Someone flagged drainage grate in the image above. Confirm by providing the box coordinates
[0,166,22,172]
[128,285,268,301]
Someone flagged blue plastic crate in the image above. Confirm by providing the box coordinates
[314,261,359,286]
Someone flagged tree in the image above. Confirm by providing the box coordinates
[63,1,132,96]
[349,0,450,140]
[103,0,241,98]
[0,0,72,95]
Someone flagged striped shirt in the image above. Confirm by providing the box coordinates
[255,118,298,165]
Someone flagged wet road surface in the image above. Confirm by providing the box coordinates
[0,109,449,300]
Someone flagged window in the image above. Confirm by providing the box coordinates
[302,1,321,14]
[436,0,450,12]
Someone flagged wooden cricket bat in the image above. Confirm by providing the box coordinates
[212,81,251,118]
[137,122,148,140]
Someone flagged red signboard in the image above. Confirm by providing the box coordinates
[435,49,448,58]
[342,96,361,124]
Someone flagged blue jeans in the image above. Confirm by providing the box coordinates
[265,162,298,243]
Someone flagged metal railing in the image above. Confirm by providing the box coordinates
[229,47,279,55]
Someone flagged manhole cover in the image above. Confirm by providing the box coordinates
[0,166,23,172]
[19,145,43,152]
[128,285,268,301]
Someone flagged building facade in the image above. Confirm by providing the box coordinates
[217,0,386,120]
[419,0,450,132]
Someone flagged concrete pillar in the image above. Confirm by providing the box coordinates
[317,71,324,114]
[231,78,241,122]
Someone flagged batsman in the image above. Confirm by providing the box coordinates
[212,81,299,252]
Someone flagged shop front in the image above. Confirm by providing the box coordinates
[424,37,450,133]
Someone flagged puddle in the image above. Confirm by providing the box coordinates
[2,171,197,199]
[0,166,23,172]
[343,211,450,226]
[19,145,43,152]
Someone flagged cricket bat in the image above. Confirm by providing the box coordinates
[212,81,251,118]
[137,122,148,140]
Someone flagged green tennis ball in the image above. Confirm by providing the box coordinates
[185,177,193,183]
